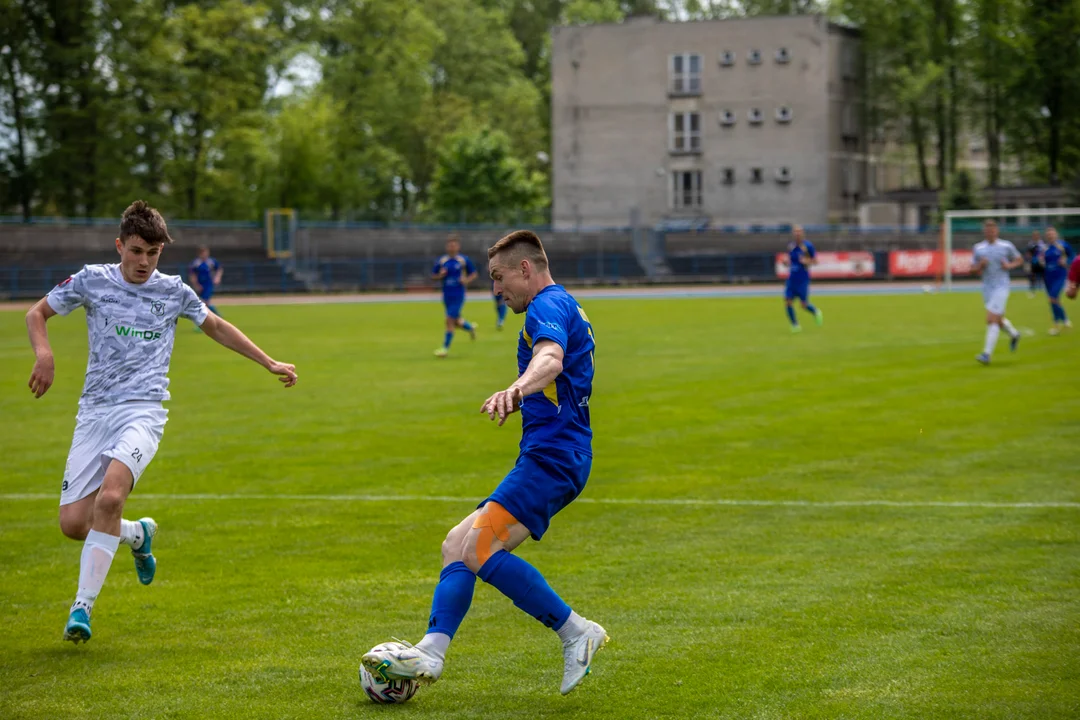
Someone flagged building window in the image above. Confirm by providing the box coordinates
[719,50,736,67]
[719,109,736,126]
[843,161,860,196]
[777,167,793,184]
[722,168,735,185]
[776,106,793,123]
[748,108,763,125]
[841,103,858,138]
[670,112,701,153]
[842,44,857,79]
[672,171,703,209]
[748,49,762,65]
[750,167,763,184]
[670,53,702,95]
[776,47,791,64]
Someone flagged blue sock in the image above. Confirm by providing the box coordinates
[462,320,474,331]
[443,331,453,349]
[786,305,797,325]
[477,550,571,630]
[1052,303,1064,322]
[426,561,476,639]
[1061,305,1069,323]
[497,304,507,324]
[804,303,817,314]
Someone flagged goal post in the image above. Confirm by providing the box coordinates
[943,207,1080,291]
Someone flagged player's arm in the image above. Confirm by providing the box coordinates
[199,313,298,388]
[481,340,564,426]
[213,263,223,286]
[1002,249,1024,271]
[188,268,202,294]
[432,260,447,280]
[25,298,59,398]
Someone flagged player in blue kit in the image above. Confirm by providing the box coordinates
[493,282,508,330]
[784,225,824,332]
[188,246,222,316]
[363,230,608,696]
[1042,227,1073,335]
[433,234,478,357]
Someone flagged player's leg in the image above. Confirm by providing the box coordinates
[64,460,132,643]
[362,512,481,684]
[978,309,1003,364]
[463,501,607,695]
[799,289,823,326]
[436,310,456,357]
[495,295,507,329]
[455,312,477,340]
[784,283,799,330]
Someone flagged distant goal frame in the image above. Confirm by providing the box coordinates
[943,207,1080,291]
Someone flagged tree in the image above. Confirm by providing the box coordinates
[429,126,545,223]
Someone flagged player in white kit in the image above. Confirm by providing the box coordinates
[24,200,298,644]
[971,219,1024,365]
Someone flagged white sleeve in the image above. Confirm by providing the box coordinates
[1008,242,1021,261]
[46,267,89,316]
[179,283,210,326]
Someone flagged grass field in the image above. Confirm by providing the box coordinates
[1,290,1078,719]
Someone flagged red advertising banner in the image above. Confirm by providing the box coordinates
[889,251,974,277]
[774,251,876,279]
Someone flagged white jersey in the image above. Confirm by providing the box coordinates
[973,239,1020,294]
[47,264,209,408]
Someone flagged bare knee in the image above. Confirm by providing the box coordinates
[441,529,467,566]
[59,514,91,540]
[461,535,483,574]
[94,485,127,520]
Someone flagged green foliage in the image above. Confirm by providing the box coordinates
[1,0,1079,219]
[430,126,546,223]
[944,169,982,211]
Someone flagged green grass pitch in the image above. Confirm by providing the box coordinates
[0,291,1078,719]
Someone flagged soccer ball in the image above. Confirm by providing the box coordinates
[359,643,420,704]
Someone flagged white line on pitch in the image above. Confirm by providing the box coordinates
[0,493,1076,509]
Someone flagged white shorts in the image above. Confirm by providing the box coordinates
[60,402,168,506]
[983,288,1010,315]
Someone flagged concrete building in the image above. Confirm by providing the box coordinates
[551,14,864,229]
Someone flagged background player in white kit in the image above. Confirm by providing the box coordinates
[24,200,298,644]
[971,219,1024,365]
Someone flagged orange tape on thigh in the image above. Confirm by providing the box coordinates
[471,502,517,566]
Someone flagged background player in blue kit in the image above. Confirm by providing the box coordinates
[784,225,824,332]
[493,281,508,330]
[1042,227,1073,335]
[188,245,222,316]
[433,234,478,357]
[363,230,608,696]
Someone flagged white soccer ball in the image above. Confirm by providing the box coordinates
[360,643,420,704]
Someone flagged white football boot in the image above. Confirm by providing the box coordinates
[560,620,609,695]
[362,640,443,686]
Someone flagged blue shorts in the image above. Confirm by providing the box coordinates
[785,277,809,302]
[1045,275,1066,300]
[199,290,214,303]
[443,295,464,319]
[480,448,592,540]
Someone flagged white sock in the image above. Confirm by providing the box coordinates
[556,610,588,642]
[119,519,144,549]
[983,323,1001,355]
[1001,318,1019,338]
[416,632,451,663]
[71,530,120,614]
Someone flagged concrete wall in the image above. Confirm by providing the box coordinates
[551,15,863,230]
[0,224,263,264]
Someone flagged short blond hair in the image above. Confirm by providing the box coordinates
[488,230,548,270]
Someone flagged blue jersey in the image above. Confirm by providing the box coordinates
[517,285,594,456]
[434,254,475,298]
[787,241,816,281]
[1044,243,1070,279]
[188,257,220,296]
